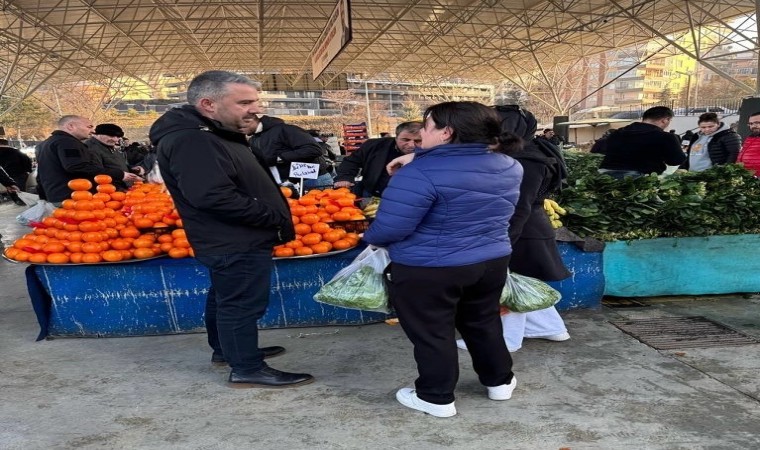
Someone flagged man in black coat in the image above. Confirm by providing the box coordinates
[0,139,33,191]
[151,70,312,389]
[36,115,115,204]
[599,106,686,179]
[333,121,422,197]
[247,116,333,188]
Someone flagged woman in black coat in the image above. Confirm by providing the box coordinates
[458,105,571,352]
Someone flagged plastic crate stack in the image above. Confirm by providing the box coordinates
[342,122,368,154]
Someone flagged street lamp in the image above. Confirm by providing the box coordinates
[675,71,693,115]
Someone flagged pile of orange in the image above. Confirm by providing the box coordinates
[3,176,193,264]
[273,187,363,257]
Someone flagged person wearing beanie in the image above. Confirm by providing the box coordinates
[85,123,142,191]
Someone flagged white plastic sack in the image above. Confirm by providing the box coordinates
[16,200,56,226]
[500,271,562,312]
[313,246,390,313]
[146,163,164,184]
[15,191,39,206]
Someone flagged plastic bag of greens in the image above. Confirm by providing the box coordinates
[313,246,390,313]
[500,271,561,312]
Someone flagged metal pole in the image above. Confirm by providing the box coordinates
[365,81,373,137]
[756,0,760,94]
[685,74,692,115]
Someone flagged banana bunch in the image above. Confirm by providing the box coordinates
[543,198,567,229]
[363,197,381,218]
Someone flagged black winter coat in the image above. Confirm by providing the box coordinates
[150,105,295,256]
[508,144,571,281]
[249,116,327,182]
[0,146,33,181]
[600,122,685,175]
[334,137,402,196]
[36,130,124,203]
[682,125,742,170]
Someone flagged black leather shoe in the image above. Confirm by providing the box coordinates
[228,367,314,388]
[211,346,286,366]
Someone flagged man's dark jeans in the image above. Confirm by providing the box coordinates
[196,249,273,374]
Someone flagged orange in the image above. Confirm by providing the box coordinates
[105,201,122,210]
[350,214,366,221]
[285,240,304,249]
[301,233,322,245]
[81,232,103,243]
[298,196,317,206]
[110,191,126,201]
[94,174,113,184]
[336,197,355,207]
[171,229,186,240]
[102,250,123,262]
[157,234,174,243]
[92,192,111,202]
[120,227,140,238]
[69,252,84,263]
[303,204,319,215]
[67,179,92,191]
[294,223,312,235]
[310,243,331,254]
[294,247,313,256]
[173,238,191,249]
[28,253,48,263]
[12,251,31,262]
[132,239,154,249]
[300,214,320,225]
[61,199,77,210]
[47,253,70,264]
[159,242,174,253]
[280,186,293,198]
[311,222,331,234]
[332,239,354,250]
[133,248,155,259]
[133,218,155,229]
[273,247,295,258]
[4,248,20,259]
[71,191,93,201]
[81,242,102,253]
[96,184,117,194]
[290,205,307,217]
[331,212,351,222]
[110,239,131,250]
[168,247,190,259]
[322,231,343,243]
[291,215,300,225]
[73,200,94,211]
[42,242,66,253]
[81,253,102,263]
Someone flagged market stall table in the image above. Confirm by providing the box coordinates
[23,242,604,340]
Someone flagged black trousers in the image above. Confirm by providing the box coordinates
[388,255,513,404]
[196,249,273,374]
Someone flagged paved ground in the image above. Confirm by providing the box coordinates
[1,199,759,449]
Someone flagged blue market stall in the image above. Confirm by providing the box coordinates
[25,242,605,339]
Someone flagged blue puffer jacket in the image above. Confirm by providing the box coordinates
[363,143,523,267]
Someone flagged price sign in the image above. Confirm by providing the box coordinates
[289,162,320,179]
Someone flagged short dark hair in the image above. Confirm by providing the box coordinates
[750,111,760,118]
[187,70,261,105]
[423,101,522,154]
[698,112,719,124]
[543,128,554,133]
[395,121,422,135]
[642,106,674,121]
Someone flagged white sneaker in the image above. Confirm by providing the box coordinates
[486,376,517,401]
[531,332,570,342]
[456,339,468,351]
[396,388,457,418]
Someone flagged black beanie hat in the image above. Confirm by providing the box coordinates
[94,123,124,137]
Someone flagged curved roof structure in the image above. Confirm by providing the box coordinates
[1,0,758,103]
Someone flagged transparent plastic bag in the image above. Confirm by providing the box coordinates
[16,191,39,206]
[16,200,55,226]
[500,271,562,312]
[313,246,390,313]
[146,163,164,184]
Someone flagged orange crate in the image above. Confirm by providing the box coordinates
[331,219,372,233]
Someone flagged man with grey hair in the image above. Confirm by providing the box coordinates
[36,115,128,204]
[150,70,312,388]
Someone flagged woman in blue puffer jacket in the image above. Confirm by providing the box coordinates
[363,101,524,418]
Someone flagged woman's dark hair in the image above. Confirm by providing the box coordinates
[423,101,522,155]
[698,112,719,124]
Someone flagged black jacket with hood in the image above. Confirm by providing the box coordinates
[150,105,295,256]
[599,122,685,175]
[249,115,327,182]
[334,137,402,196]
[681,123,742,170]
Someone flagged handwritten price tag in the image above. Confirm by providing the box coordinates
[289,162,320,179]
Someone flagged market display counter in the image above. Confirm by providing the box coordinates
[603,234,760,297]
[25,242,605,340]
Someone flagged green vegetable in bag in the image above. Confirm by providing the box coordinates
[500,272,561,312]
[314,266,389,313]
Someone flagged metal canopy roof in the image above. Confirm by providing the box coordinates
[0,0,758,102]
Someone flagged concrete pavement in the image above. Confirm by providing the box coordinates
[1,199,759,449]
